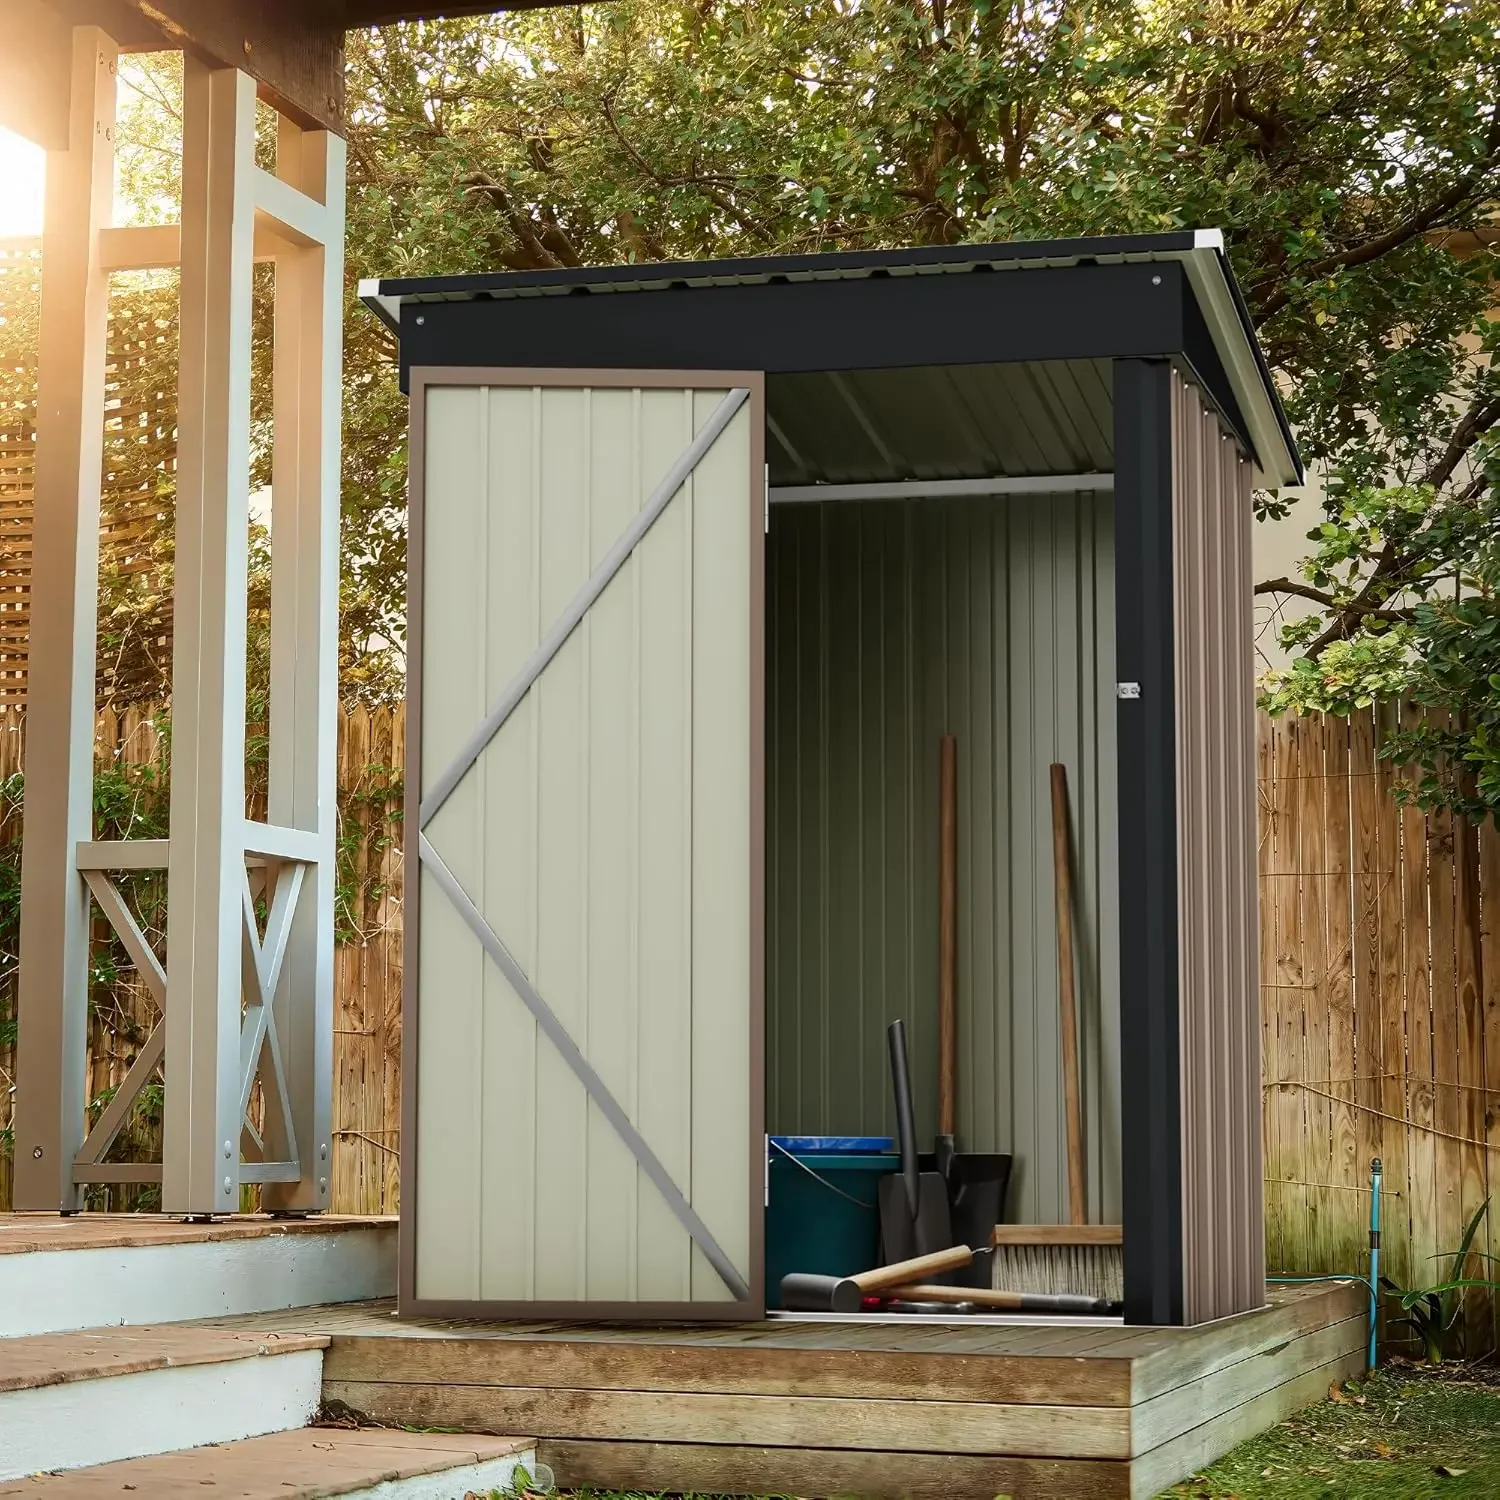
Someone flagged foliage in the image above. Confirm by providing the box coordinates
[86,1,1500,766]
[334,758,403,944]
[18,2,1500,776]
[335,0,1500,784]
[1380,1199,1500,1364]
[0,742,170,1188]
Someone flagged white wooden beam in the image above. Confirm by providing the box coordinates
[768,473,1116,504]
[97,224,182,273]
[81,872,168,1009]
[99,221,311,272]
[241,822,321,864]
[164,59,259,1215]
[260,114,343,1211]
[76,839,172,871]
[252,166,332,249]
[13,28,117,1212]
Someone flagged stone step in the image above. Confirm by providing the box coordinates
[0,1215,396,1338]
[0,1428,538,1499]
[0,1327,329,1481]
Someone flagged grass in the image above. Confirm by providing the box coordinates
[474,1362,1500,1500]
[1157,1361,1500,1498]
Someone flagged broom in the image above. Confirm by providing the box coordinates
[989,763,1123,1305]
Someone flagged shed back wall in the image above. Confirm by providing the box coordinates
[766,492,1122,1226]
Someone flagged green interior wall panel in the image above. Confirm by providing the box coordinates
[765,492,1121,1225]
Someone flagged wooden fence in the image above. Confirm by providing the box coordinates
[1261,708,1500,1354]
[4,701,1500,1350]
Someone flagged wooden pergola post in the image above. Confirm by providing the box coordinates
[8,0,548,1219]
[164,59,343,1215]
[260,116,346,1212]
[12,28,117,1212]
[162,59,260,1215]
[14,27,343,1215]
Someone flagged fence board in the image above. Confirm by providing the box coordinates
[1323,717,1362,1271]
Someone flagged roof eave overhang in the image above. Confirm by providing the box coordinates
[362,233,1304,489]
[1165,230,1303,488]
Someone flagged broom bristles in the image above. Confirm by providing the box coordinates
[991,1242,1124,1304]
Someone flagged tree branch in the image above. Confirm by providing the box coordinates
[1290,384,1500,658]
[598,93,775,244]
[1255,107,1500,321]
[463,172,569,269]
[1254,577,1337,606]
[1421,392,1500,491]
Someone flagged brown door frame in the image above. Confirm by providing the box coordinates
[401,366,766,1320]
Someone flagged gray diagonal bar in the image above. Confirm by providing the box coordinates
[418,385,750,828]
[419,834,752,1303]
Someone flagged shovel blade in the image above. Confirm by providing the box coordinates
[878,1170,955,1267]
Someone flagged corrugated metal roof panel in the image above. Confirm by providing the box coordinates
[765,361,1113,484]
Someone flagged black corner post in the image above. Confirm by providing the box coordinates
[1113,358,1183,1326]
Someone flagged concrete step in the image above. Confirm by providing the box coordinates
[0,1327,328,1481]
[0,1215,396,1337]
[0,1429,537,1499]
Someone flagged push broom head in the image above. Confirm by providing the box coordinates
[989,1224,1124,1306]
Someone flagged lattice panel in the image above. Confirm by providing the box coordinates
[0,238,177,707]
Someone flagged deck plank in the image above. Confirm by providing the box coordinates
[1130,1314,1365,1455]
[0,1214,391,1256]
[538,1438,1133,1500]
[323,1379,1136,1459]
[1127,1282,1365,1401]
[323,1334,1135,1406]
[0,1326,328,1393]
[0,1428,530,1498]
[1129,1347,1368,1499]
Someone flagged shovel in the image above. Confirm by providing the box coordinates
[877,1019,954,1265]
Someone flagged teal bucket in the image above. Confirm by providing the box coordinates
[765,1144,898,1310]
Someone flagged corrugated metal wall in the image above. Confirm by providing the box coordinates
[415,381,755,1306]
[766,493,1121,1225]
[1172,372,1266,1322]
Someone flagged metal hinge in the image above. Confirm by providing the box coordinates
[1116,682,1142,700]
[764,464,770,534]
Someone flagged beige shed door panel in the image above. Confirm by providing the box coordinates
[412,376,762,1313]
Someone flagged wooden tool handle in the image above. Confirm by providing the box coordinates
[881,1283,1113,1314]
[881,1282,1026,1308]
[852,1244,973,1292]
[1050,763,1088,1227]
[938,735,958,1139]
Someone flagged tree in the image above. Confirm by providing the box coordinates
[339,0,1500,804]
[100,1,1500,802]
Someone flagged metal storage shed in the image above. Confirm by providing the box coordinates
[362,230,1302,1329]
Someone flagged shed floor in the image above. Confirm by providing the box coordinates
[199,1282,1364,1499]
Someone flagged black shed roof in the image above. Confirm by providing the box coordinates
[363,230,1302,487]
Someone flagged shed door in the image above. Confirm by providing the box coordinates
[408,372,764,1317]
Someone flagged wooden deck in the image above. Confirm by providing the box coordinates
[0,1213,395,1254]
[201,1281,1365,1499]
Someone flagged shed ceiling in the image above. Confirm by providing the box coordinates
[766,360,1113,486]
